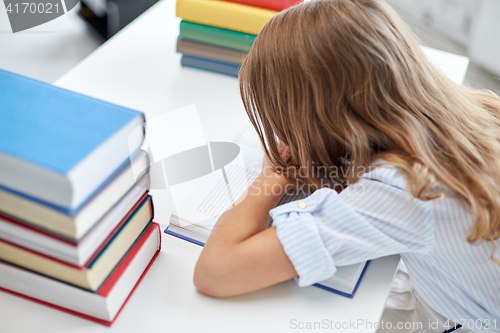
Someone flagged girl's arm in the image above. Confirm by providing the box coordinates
[193,170,298,297]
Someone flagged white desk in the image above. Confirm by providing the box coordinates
[0,1,404,331]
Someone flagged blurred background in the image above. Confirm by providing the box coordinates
[387,0,500,93]
[0,0,498,93]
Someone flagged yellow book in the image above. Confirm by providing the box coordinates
[0,197,153,291]
[176,0,278,35]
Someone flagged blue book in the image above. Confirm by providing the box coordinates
[164,171,369,299]
[177,38,247,65]
[165,226,369,298]
[0,69,145,211]
[180,55,240,77]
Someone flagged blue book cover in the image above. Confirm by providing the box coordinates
[312,261,370,299]
[165,226,206,247]
[0,69,145,211]
[181,55,240,77]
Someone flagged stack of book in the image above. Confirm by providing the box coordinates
[0,69,161,326]
[175,0,302,77]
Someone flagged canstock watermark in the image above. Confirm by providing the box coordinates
[290,318,424,331]
[3,0,79,33]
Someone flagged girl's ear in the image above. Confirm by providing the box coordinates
[277,141,291,161]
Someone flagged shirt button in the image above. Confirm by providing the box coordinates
[298,201,307,209]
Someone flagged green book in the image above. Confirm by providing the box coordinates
[179,21,256,53]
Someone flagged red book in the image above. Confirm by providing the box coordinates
[221,0,303,12]
[0,189,149,266]
[0,195,154,291]
[0,222,161,326]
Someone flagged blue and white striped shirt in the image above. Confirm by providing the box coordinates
[270,165,500,331]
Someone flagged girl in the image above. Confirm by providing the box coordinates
[193,0,500,332]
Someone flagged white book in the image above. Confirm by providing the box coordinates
[0,223,161,325]
[165,127,368,298]
[0,182,148,266]
[0,150,150,241]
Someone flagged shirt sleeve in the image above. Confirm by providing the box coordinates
[270,167,434,287]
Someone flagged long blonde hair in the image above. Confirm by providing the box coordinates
[239,0,500,262]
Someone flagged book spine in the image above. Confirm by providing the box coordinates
[98,223,160,296]
[82,194,151,267]
[181,55,240,77]
[0,223,161,326]
[220,0,303,12]
[180,21,256,52]
[0,199,154,291]
[176,0,277,35]
[164,227,205,247]
[177,38,248,65]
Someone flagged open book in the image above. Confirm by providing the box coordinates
[164,127,369,298]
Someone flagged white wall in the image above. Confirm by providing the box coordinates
[469,0,500,77]
[387,0,500,77]
[387,0,480,46]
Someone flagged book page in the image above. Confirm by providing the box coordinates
[171,136,263,232]
[322,262,366,290]
[333,263,365,282]
[196,169,260,219]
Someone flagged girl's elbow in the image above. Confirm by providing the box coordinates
[193,251,234,298]
[193,266,222,297]
[194,274,226,298]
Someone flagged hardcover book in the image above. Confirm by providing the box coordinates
[221,0,303,12]
[0,222,162,326]
[0,196,154,291]
[181,55,240,77]
[0,189,149,266]
[0,69,145,211]
[177,38,248,65]
[0,150,149,240]
[176,0,277,35]
[179,21,256,52]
